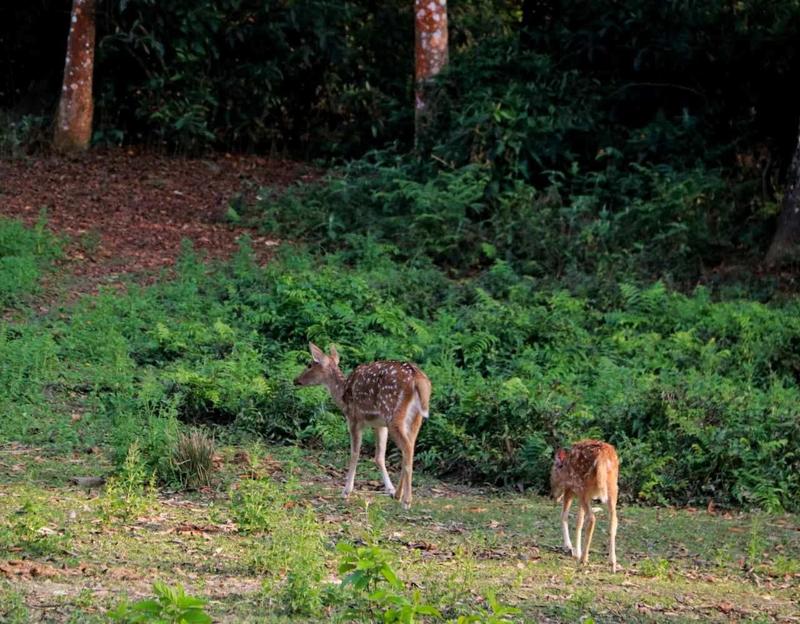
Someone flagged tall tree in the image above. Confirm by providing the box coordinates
[53,0,95,152]
[414,0,448,142]
[766,121,800,265]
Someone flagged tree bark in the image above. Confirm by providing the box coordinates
[766,120,800,266]
[53,0,95,153]
[414,0,448,143]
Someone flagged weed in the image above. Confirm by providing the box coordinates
[560,588,596,622]
[455,592,522,623]
[107,581,211,624]
[230,477,293,534]
[337,541,403,592]
[637,557,670,579]
[100,441,157,522]
[369,588,442,623]
[746,517,767,569]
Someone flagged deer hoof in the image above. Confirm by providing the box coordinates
[341,487,352,499]
[385,488,396,497]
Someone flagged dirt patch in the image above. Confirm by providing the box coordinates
[0,148,316,292]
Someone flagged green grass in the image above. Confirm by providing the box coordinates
[1,442,798,623]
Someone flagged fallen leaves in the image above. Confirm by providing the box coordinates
[0,560,60,579]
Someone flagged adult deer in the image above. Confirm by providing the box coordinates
[551,439,619,572]
[293,343,431,509]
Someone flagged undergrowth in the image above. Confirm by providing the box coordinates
[1,235,799,511]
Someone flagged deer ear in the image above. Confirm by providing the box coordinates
[309,342,326,364]
[328,344,340,366]
[555,448,568,467]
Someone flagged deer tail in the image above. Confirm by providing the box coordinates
[594,457,612,503]
[414,374,432,420]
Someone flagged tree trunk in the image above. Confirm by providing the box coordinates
[53,0,95,153]
[766,120,800,266]
[414,0,448,144]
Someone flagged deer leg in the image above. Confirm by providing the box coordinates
[580,500,596,566]
[388,425,412,508]
[399,411,424,509]
[343,421,363,498]
[573,504,585,560]
[560,493,574,554]
[608,489,618,573]
[374,426,395,496]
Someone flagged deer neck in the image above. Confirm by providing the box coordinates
[325,367,347,410]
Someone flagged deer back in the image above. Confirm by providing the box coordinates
[342,361,426,422]
[551,440,618,502]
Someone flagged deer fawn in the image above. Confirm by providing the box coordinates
[293,343,431,509]
[551,439,619,572]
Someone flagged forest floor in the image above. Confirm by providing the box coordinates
[1,150,799,622]
[1,442,799,623]
[0,148,316,294]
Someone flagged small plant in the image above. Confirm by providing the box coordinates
[100,441,157,522]
[107,581,211,624]
[370,588,442,623]
[230,477,293,534]
[638,557,670,579]
[263,507,327,615]
[171,429,215,489]
[746,517,767,569]
[455,592,522,623]
[337,542,402,592]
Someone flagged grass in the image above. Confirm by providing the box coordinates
[1,217,799,622]
[1,442,799,623]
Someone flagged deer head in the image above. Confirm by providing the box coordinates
[293,342,341,387]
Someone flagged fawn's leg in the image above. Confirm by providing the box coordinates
[343,421,363,498]
[388,424,413,508]
[560,493,574,553]
[580,499,596,566]
[399,412,423,509]
[574,504,585,560]
[374,426,395,496]
[608,489,618,572]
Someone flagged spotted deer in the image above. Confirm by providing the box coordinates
[551,439,619,572]
[293,343,431,509]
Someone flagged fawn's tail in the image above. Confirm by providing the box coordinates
[414,373,432,420]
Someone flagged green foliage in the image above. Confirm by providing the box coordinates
[101,441,157,522]
[369,589,442,624]
[0,215,60,307]
[337,542,402,593]
[260,507,327,615]
[637,557,670,579]
[230,477,292,534]
[455,593,521,624]
[96,0,414,154]
[1,219,799,511]
[107,581,211,624]
[0,112,49,158]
